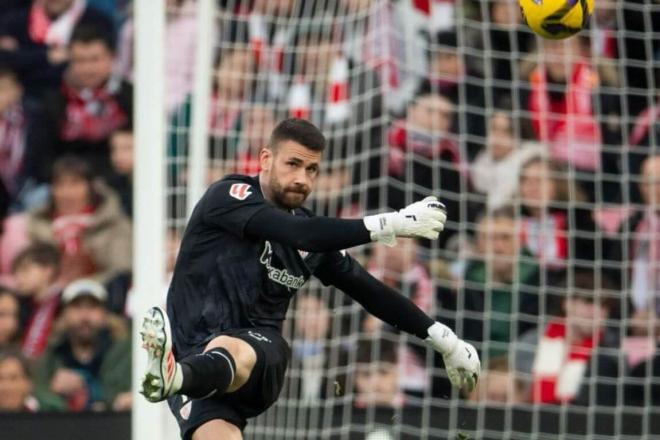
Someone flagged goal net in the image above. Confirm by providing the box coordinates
[153,0,660,438]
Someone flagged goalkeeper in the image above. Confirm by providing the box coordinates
[140,118,480,440]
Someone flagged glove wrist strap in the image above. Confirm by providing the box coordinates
[363,213,398,246]
[425,322,458,356]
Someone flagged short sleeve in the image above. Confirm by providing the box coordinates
[202,179,271,238]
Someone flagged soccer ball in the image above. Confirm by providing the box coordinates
[519,0,593,40]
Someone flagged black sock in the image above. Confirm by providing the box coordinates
[179,347,237,398]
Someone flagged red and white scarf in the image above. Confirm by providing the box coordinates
[28,0,86,46]
[531,320,600,404]
[52,207,94,255]
[529,61,601,171]
[0,104,25,194]
[60,78,128,143]
[21,287,61,359]
[520,212,568,269]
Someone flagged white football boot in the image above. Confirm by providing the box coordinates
[139,306,182,402]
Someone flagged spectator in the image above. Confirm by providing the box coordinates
[0,348,63,411]
[106,127,132,217]
[516,271,621,406]
[427,30,486,160]
[364,238,434,400]
[34,278,131,411]
[522,37,617,200]
[466,356,526,405]
[0,287,20,349]
[483,0,533,105]
[0,65,50,210]
[208,102,278,179]
[517,156,602,281]
[461,207,541,359]
[470,107,543,211]
[339,0,429,114]
[0,0,114,99]
[286,292,346,403]
[354,337,403,409]
[26,156,132,284]
[607,154,660,332]
[386,88,464,248]
[115,0,197,113]
[43,23,132,177]
[284,19,384,211]
[11,243,61,359]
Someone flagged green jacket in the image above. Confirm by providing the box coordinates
[34,316,131,411]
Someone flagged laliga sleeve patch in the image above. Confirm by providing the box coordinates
[229,183,252,200]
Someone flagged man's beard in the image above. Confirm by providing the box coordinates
[269,176,310,209]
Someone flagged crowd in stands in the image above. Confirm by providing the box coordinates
[0,0,659,418]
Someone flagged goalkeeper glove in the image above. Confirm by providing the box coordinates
[425,322,480,392]
[363,196,447,246]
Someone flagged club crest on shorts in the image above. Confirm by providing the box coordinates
[179,395,192,420]
[229,183,252,200]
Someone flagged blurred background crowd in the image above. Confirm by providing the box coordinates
[0,0,659,427]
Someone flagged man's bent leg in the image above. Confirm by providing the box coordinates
[203,335,257,393]
[192,419,243,440]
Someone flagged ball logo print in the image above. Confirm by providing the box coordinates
[519,0,593,39]
[229,183,252,200]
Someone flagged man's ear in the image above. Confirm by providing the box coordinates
[259,147,273,172]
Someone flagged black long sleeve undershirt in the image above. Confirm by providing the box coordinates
[244,206,372,253]
[317,257,435,340]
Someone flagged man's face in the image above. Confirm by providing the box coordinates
[52,173,91,215]
[430,49,462,82]
[68,41,114,90]
[242,107,276,151]
[355,361,399,406]
[640,156,660,211]
[371,238,416,284]
[0,358,31,411]
[565,297,608,339]
[407,95,453,135]
[260,140,321,209]
[478,216,518,280]
[294,295,330,341]
[214,48,253,100]
[110,131,134,175]
[520,161,555,211]
[487,112,514,160]
[299,38,338,79]
[0,76,22,114]
[62,297,107,344]
[0,295,19,346]
[13,262,56,296]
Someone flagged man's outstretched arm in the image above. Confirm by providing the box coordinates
[243,197,447,253]
[315,253,481,392]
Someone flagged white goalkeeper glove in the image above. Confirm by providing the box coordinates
[363,196,447,246]
[425,322,480,392]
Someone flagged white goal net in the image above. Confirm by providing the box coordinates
[148,0,660,439]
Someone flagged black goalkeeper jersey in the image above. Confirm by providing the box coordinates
[167,174,352,357]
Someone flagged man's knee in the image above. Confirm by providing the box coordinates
[204,336,257,388]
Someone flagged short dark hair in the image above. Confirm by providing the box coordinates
[0,65,19,83]
[268,118,326,152]
[0,348,32,378]
[11,242,61,275]
[560,269,618,308]
[70,22,116,52]
[51,155,95,184]
[356,338,398,365]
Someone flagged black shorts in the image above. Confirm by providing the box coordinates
[167,327,290,440]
